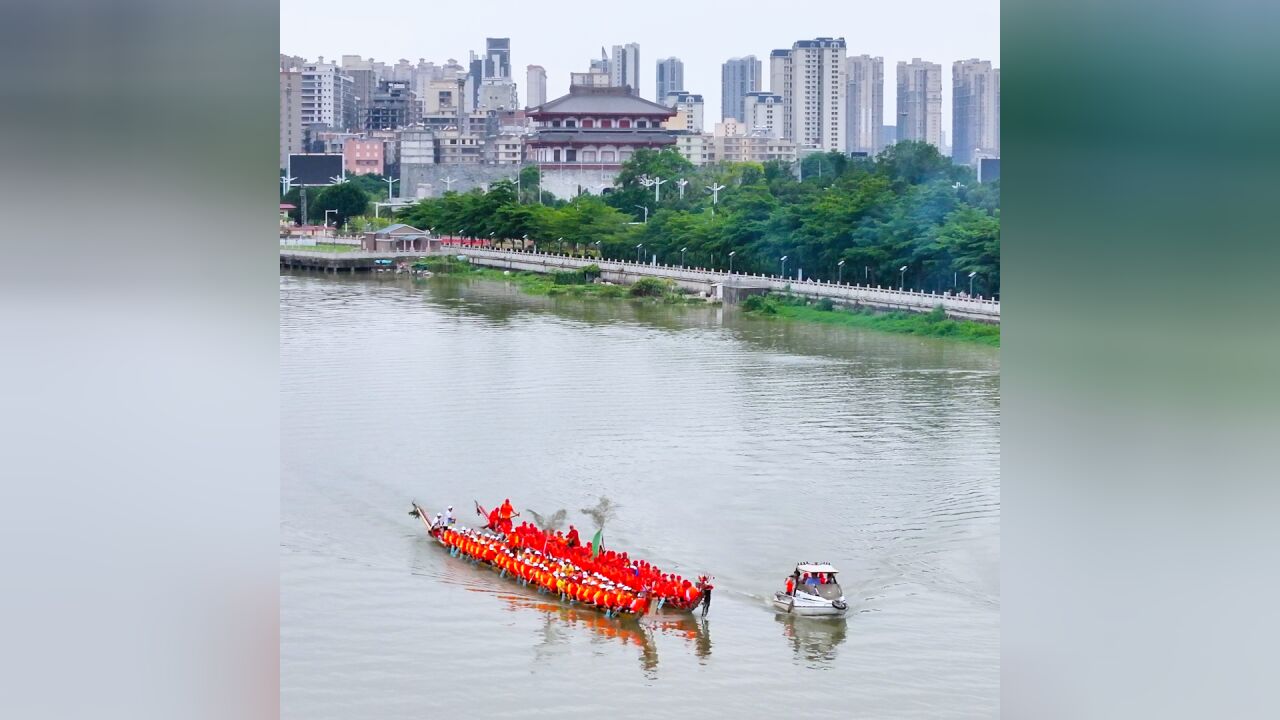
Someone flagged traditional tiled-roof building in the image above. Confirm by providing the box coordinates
[526,85,676,170]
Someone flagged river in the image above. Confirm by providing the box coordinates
[280,270,1000,718]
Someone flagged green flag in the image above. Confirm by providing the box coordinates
[591,528,603,559]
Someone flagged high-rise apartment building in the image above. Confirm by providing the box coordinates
[951,59,1000,165]
[781,38,846,152]
[611,43,640,95]
[280,70,302,169]
[526,65,547,108]
[656,57,684,104]
[896,58,942,148]
[845,54,883,155]
[743,91,785,138]
[589,49,611,76]
[721,56,762,122]
[341,55,383,130]
[484,38,511,79]
[768,49,793,141]
[301,59,356,131]
[366,80,419,130]
[663,91,704,133]
[477,78,518,112]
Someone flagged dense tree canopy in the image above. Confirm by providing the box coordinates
[392,141,1000,296]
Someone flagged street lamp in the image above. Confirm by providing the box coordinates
[384,176,398,199]
[780,255,789,279]
[594,240,602,258]
[728,250,736,274]
[680,246,687,266]
[558,237,564,253]
[837,259,845,284]
[522,233,529,251]
[636,243,644,263]
[706,183,725,216]
[968,271,977,297]
[489,231,495,248]
[635,205,648,223]
[899,265,908,290]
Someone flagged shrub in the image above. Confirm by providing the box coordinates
[742,294,778,314]
[925,305,948,323]
[597,284,626,298]
[816,298,835,312]
[551,269,589,285]
[580,264,602,280]
[412,256,470,273]
[629,277,671,297]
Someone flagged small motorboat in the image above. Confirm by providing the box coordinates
[772,562,849,617]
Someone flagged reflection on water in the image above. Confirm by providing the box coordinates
[776,614,849,668]
[502,595,712,678]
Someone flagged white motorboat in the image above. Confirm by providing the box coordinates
[772,562,849,617]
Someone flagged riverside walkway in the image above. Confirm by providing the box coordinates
[437,244,1000,322]
[279,248,421,272]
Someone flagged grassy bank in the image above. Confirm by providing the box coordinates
[411,257,700,303]
[742,294,1000,347]
[280,242,359,253]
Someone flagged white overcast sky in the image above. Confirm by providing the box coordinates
[280,0,998,134]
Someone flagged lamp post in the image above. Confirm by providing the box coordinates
[594,240,602,259]
[489,231,495,249]
[650,176,667,202]
[837,259,845,284]
[280,175,296,197]
[384,176,398,199]
[635,243,644,263]
[780,255,788,279]
[968,271,977,297]
[706,183,725,216]
[522,233,529,251]
[680,247,687,266]
[728,250,736,274]
[635,205,648,224]
[676,178,688,200]
[558,237,564,253]
[899,265,908,290]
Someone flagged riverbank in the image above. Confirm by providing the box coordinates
[742,293,1000,347]
[412,257,704,304]
[402,256,998,345]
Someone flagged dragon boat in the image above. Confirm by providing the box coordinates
[410,501,706,617]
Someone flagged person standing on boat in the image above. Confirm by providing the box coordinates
[444,506,456,526]
[498,498,517,534]
[566,525,580,548]
[696,576,714,617]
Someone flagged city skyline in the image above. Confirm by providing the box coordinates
[280,0,997,134]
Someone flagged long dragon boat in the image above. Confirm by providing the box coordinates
[410,501,706,617]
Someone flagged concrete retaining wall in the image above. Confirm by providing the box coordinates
[437,245,1000,321]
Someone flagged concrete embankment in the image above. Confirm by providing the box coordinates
[278,244,1000,322]
[436,245,1000,322]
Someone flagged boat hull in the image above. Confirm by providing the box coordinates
[772,592,848,617]
[410,502,700,616]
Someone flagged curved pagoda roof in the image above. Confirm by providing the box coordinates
[529,85,676,118]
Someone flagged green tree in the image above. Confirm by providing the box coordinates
[316,183,371,226]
